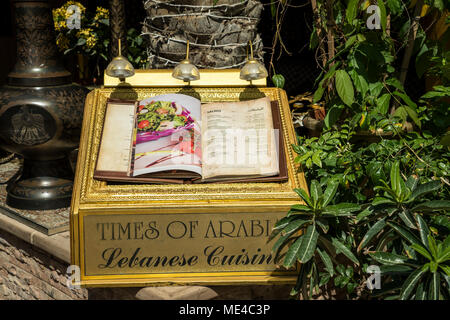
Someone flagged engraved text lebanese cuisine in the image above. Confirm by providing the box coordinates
[82,212,286,275]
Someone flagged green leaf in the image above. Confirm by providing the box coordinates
[415,214,430,248]
[319,273,331,286]
[433,0,444,11]
[322,179,339,207]
[297,225,319,263]
[331,238,359,265]
[398,210,417,230]
[405,175,419,192]
[376,93,391,115]
[290,204,312,212]
[283,236,304,268]
[349,69,369,97]
[358,218,386,252]
[403,105,421,128]
[322,203,361,216]
[390,161,402,196]
[76,38,86,46]
[313,63,340,102]
[317,247,334,276]
[369,82,384,98]
[429,272,440,300]
[393,91,418,110]
[316,219,329,233]
[371,197,395,206]
[411,244,433,261]
[380,264,413,274]
[412,200,450,212]
[437,246,450,263]
[335,70,355,106]
[387,222,423,247]
[415,281,427,300]
[410,181,442,200]
[324,104,344,128]
[393,106,408,122]
[272,232,291,255]
[345,35,357,49]
[273,216,297,231]
[346,0,359,24]
[370,251,409,265]
[427,235,438,259]
[399,267,427,300]
[270,1,276,18]
[386,0,403,15]
[272,74,285,89]
[310,180,322,205]
[297,151,313,164]
[377,0,387,33]
[294,188,313,207]
[311,152,322,168]
[282,219,309,237]
[356,207,374,221]
[440,265,450,276]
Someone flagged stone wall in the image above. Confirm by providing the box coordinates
[0,229,87,300]
[0,227,292,300]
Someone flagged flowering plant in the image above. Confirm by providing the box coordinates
[53,2,110,62]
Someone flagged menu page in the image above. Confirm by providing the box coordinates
[96,101,136,174]
[200,97,279,180]
[131,94,202,177]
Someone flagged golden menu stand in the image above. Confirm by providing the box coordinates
[70,69,308,287]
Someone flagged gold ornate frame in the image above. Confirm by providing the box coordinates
[70,83,307,287]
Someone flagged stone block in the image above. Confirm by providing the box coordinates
[135,286,218,300]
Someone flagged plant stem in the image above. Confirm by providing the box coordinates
[311,0,327,68]
[399,0,424,86]
[325,0,335,92]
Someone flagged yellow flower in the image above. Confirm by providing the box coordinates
[86,36,97,49]
[56,35,70,51]
[53,1,86,31]
[94,7,109,21]
[77,28,97,49]
[63,1,86,14]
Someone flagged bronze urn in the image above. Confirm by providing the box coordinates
[0,0,89,210]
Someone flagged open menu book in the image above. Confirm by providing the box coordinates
[94,94,287,184]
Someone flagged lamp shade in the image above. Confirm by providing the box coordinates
[239,59,268,81]
[105,55,135,79]
[172,60,200,82]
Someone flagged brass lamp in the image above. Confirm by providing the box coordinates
[105,39,135,80]
[240,40,268,81]
[172,40,200,82]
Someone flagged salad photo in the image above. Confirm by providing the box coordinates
[136,100,195,143]
[131,94,202,177]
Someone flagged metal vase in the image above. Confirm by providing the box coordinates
[0,0,89,210]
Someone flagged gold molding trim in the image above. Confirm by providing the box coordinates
[104,69,267,87]
[70,86,307,287]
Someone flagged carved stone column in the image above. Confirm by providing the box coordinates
[109,0,127,59]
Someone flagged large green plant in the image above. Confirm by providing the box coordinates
[370,223,450,299]
[310,0,448,132]
[284,123,449,299]
[357,161,449,252]
[270,179,362,299]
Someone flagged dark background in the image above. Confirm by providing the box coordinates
[0,0,320,97]
[0,0,422,100]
